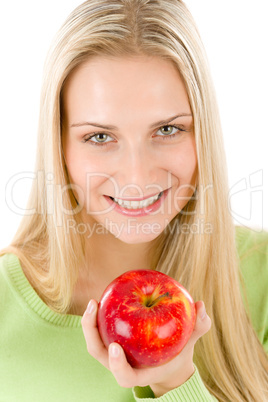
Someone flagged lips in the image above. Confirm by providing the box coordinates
[104,189,169,217]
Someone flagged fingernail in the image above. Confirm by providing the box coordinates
[200,303,207,320]
[110,344,120,358]
[86,300,95,315]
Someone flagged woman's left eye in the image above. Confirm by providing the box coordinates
[155,125,185,138]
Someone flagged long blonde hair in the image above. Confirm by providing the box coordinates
[1,1,267,400]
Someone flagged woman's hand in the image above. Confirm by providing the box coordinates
[81,299,211,398]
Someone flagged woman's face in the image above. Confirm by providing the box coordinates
[62,55,197,243]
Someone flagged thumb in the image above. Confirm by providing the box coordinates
[191,301,211,344]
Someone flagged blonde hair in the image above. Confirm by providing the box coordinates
[1,0,267,400]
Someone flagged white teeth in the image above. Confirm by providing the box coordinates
[112,192,162,209]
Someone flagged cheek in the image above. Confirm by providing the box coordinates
[65,157,120,212]
[168,140,197,210]
[169,139,197,185]
[63,146,106,204]
[64,140,105,184]
[179,151,197,184]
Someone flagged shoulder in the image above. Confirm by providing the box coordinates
[235,225,268,279]
[0,253,9,284]
[0,253,22,301]
[0,252,17,275]
[0,253,15,315]
[236,225,268,256]
[235,226,268,348]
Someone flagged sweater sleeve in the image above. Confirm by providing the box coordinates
[132,365,218,401]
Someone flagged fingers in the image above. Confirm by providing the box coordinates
[81,298,211,392]
[108,343,139,388]
[81,299,109,369]
[81,300,148,387]
[191,301,211,344]
[108,343,159,388]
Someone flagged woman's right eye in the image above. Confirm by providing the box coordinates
[83,133,114,145]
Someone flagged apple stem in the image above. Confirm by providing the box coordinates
[146,292,171,308]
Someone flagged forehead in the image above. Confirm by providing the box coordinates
[62,55,191,123]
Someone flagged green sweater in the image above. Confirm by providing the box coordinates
[0,227,267,401]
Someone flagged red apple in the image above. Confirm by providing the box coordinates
[97,269,196,368]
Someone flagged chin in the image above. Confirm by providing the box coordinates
[107,220,168,244]
[115,233,158,245]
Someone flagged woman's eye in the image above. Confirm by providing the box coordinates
[156,125,184,138]
[84,133,114,144]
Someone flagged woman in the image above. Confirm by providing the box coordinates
[0,0,267,401]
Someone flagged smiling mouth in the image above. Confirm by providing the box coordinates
[109,191,164,210]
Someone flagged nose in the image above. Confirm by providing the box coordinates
[115,146,159,197]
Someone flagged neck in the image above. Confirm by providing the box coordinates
[90,229,155,268]
[68,224,159,315]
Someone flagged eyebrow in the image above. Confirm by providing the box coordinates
[70,113,192,130]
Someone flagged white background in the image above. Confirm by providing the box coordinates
[0,0,267,249]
